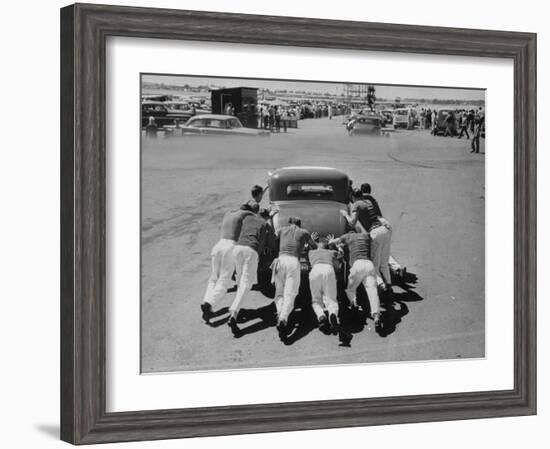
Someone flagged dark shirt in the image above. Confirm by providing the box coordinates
[145,124,157,137]
[236,215,268,254]
[278,224,312,257]
[351,199,382,232]
[474,122,482,138]
[244,199,259,211]
[309,249,338,270]
[220,210,253,241]
[339,233,371,266]
[362,194,382,217]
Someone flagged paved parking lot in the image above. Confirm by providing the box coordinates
[141,117,485,373]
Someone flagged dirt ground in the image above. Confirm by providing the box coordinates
[141,117,485,373]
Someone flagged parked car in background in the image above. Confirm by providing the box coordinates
[162,101,195,120]
[380,109,394,126]
[432,109,458,136]
[141,101,193,128]
[180,114,270,136]
[392,108,418,128]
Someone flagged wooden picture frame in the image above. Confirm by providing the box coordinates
[60,3,536,444]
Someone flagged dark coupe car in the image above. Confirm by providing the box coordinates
[262,167,351,276]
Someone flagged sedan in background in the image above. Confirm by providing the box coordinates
[180,114,270,136]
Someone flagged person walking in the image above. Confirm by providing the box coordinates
[273,217,318,338]
[328,231,382,330]
[308,239,341,334]
[468,109,475,134]
[227,209,270,335]
[200,203,258,322]
[458,111,470,139]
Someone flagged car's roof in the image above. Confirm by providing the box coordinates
[270,166,349,182]
[269,167,349,203]
[188,114,238,120]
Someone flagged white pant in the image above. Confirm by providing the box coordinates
[308,264,338,320]
[203,239,235,306]
[229,245,259,317]
[345,259,380,315]
[274,254,301,322]
[370,225,392,286]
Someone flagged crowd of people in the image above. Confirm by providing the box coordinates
[200,183,396,344]
[428,107,485,153]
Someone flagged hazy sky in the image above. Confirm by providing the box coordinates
[142,74,485,102]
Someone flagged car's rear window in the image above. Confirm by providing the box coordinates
[286,184,334,199]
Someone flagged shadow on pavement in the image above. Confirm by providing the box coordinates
[232,303,277,338]
[377,270,423,338]
[206,306,230,328]
[205,270,423,343]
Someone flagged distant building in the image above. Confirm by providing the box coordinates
[210,87,259,128]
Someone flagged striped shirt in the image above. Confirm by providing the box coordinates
[309,249,338,270]
[278,224,311,257]
[339,233,371,266]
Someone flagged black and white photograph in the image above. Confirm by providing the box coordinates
[141,74,486,374]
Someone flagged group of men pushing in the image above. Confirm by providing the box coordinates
[200,183,394,340]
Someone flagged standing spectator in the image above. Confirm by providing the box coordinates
[328,104,333,120]
[268,106,275,130]
[255,104,262,128]
[420,108,426,129]
[263,106,269,129]
[431,110,438,135]
[471,117,482,154]
[274,106,281,132]
[224,102,233,116]
[172,119,182,137]
[145,116,157,138]
[281,108,289,133]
